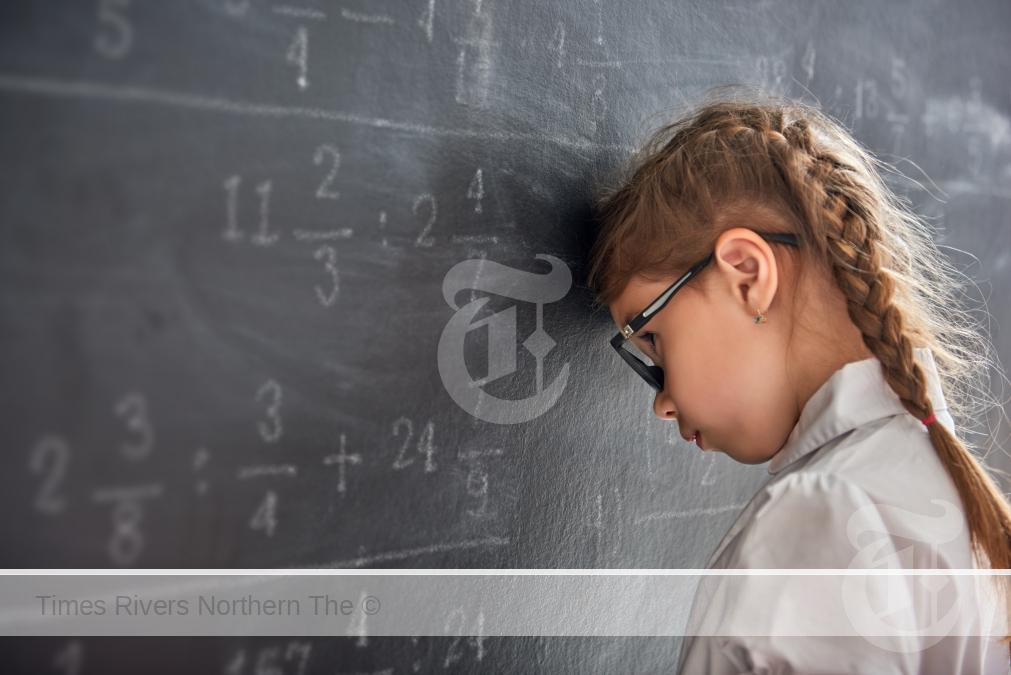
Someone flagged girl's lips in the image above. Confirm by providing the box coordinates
[682,429,704,449]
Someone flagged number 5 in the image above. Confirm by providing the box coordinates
[94,0,132,60]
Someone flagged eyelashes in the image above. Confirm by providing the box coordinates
[639,331,657,355]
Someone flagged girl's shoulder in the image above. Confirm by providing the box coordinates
[715,396,968,566]
[713,422,973,571]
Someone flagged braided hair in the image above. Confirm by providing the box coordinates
[588,85,1011,645]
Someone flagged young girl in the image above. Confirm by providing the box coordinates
[587,87,1011,673]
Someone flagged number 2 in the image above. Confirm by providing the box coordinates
[30,435,70,515]
[313,144,341,199]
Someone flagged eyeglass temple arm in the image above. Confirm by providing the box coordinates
[617,254,712,339]
[612,232,798,342]
[763,232,800,247]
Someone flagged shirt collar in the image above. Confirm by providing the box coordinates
[767,346,952,475]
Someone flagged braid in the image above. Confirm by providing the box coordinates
[774,116,1011,645]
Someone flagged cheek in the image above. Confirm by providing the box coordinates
[656,307,729,401]
[669,305,761,418]
[663,299,797,460]
[671,301,738,372]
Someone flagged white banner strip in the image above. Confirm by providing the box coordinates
[0,573,1006,638]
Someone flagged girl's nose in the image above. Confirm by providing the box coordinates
[652,389,677,421]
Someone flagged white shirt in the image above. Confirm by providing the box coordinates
[675,347,1010,674]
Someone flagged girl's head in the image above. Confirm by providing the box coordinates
[603,215,873,465]
[587,86,1011,614]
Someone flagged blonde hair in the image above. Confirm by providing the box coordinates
[587,85,1011,644]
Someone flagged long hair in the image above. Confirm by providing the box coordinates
[587,85,1011,644]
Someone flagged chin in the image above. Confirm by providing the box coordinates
[720,449,766,465]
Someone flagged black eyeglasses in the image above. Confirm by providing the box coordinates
[609,231,800,391]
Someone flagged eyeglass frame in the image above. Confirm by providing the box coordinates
[609,231,801,392]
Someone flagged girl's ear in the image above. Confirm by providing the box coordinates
[711,227,779,319]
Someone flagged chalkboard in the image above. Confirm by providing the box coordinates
[1,0,1009,672]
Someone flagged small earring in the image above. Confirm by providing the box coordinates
[753,306,767,324]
